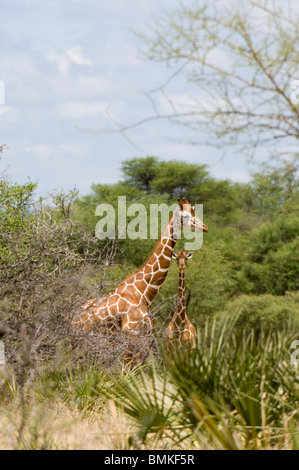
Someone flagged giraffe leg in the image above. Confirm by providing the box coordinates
[182,321,197,349]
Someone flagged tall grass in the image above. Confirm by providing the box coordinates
[105,317,299,449]
[0,317,298,449]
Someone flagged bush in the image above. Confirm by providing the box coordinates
[237,198,299,295]
[0,185,111,374]
[215,292,299,335]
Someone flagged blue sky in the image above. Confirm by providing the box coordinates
[0,0,264,196]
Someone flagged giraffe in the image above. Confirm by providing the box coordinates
[166,249,197,350]
[70,198,207,364]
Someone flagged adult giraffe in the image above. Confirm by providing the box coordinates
[70,198,207,363]
[166,249,196,349]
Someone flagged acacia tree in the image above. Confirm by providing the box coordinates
[121,156,160,193]
[120,0,299,159]
[121,156,209,197]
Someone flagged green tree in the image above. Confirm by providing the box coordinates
[190,178,240,225]
[238,206,299,294]
[249,162,298,215]
[121,156,160,193]
[151,160,208,198]
[121,156,209,199]
[0,174,37,263]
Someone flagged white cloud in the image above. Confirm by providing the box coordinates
[24,143,86,163]
[47,51,69,76]
[58,101,109,118]
[60,144,85,158]
[24,144,53,160]
[66,47,92,66]
[47,46,92,75]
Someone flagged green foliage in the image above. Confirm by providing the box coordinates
[0,188,84,284]
[74,182,143,233]
[121,156,160,193]
[35,360,111,411]
[121,156,209,198]
[238,208,299,294]
[216,292,299,335]
[190,178,241,225]
[0,175,37,263]
[249,162,298,215]
[106,366,183,446]
[0,177,36,231]
[107,319,299,449]
[151,160,208,198]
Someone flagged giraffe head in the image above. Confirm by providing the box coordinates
[172,249,193,270]
[177,197,208,232]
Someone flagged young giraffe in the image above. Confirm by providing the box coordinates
[70,198,207,362]
[166,249,196,349]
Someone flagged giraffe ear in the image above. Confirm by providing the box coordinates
[187,252,194,259]
[178,198,184,210]
[172,253,178,260]
[178,197,190,210]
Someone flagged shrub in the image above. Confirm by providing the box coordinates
[215,292,299,335]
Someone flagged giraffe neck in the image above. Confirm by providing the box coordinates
[131,214,177,306]
[175,269,187,325]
